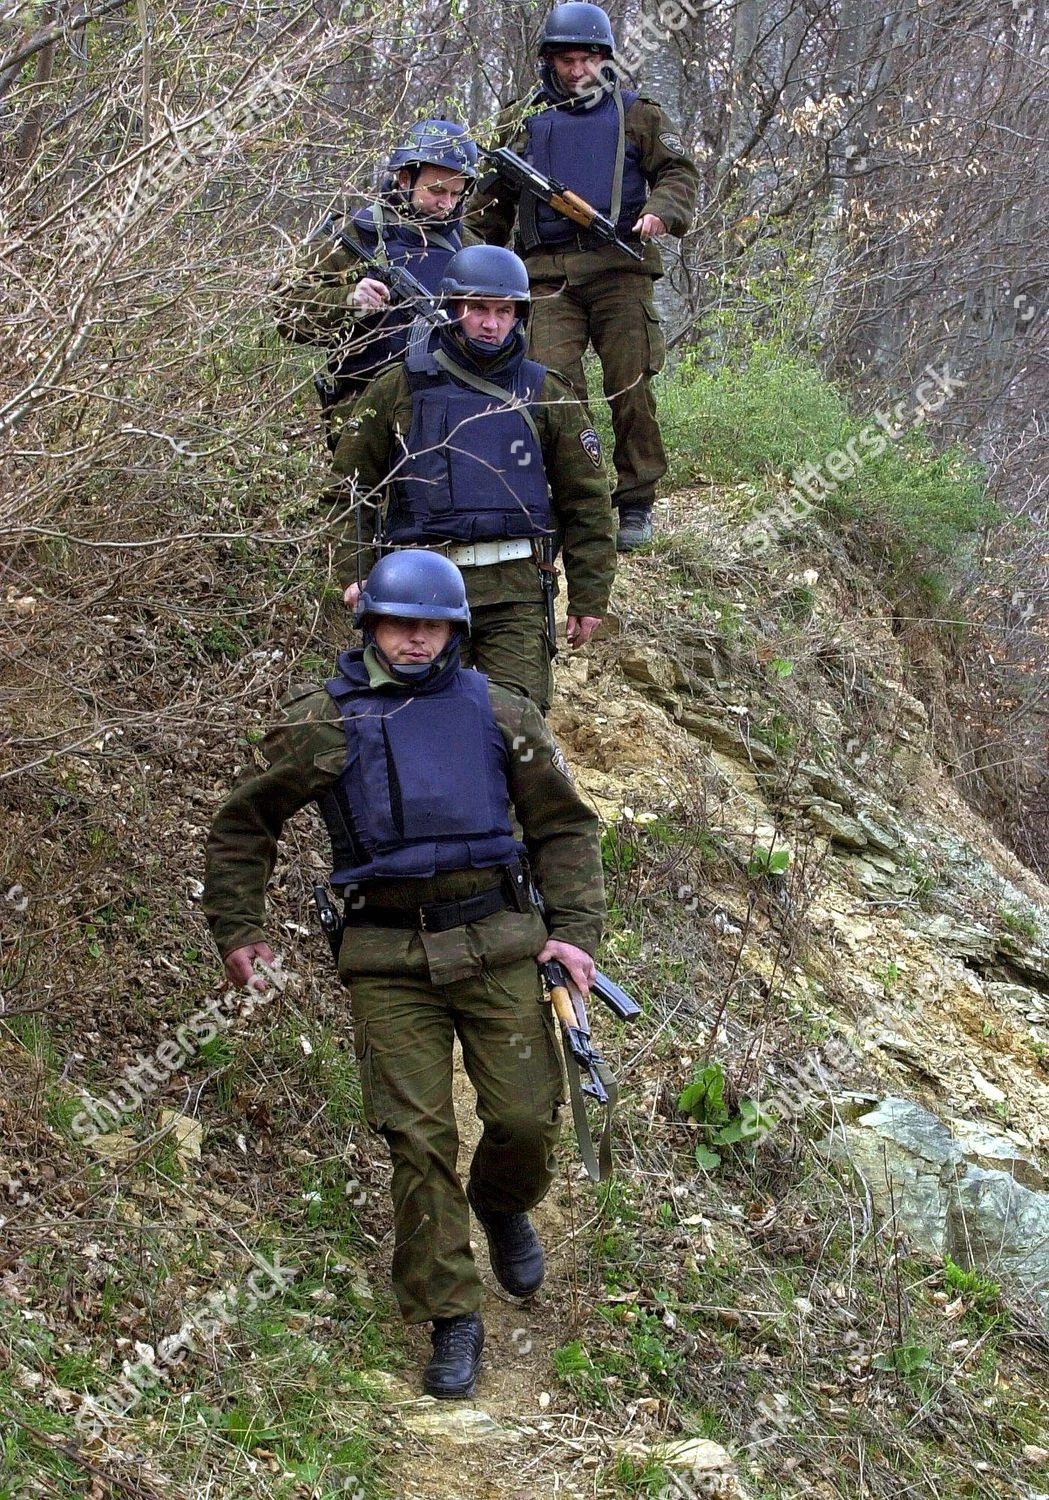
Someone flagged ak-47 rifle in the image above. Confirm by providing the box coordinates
[335,229,448,328]
[313,222,448,420]
[539,535,557,658]
[480,145,645,263]
[541,959,641,1181]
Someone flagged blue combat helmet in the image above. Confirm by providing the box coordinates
[539,3,616,54]
[357,551,471,683]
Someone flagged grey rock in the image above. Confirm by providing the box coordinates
[677,711,778,767]
[997,934,1049,988]
[912,913,998,965]
[948,1168,1049,1307]
[854,810,901,855]
[804,799,869,849]
[798,760,854,808]
[848,858,919,900]
[985,981,1047,1016]
[825,1097,1049,1313]
[619,645,676,692]
[949,1118,1047,1191]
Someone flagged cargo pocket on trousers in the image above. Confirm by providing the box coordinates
[352,1018,392,1134]
[642,303,666,377]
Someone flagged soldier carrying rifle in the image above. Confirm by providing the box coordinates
[275,119,478,452]
[468,3,699,551]
[202,551,610,1401]
[324,244,615,715]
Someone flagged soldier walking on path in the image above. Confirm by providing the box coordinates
[275,119,477,451]
[468,3,699,551]
[325,244,615,713]
[203,550,606,1400]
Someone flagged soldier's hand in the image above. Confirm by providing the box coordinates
[632,213,666,241]
[224,942,278,992]
[567,615,601,648]
[537,938,595,996]
[343,581,364,609]
[351,277,392,312]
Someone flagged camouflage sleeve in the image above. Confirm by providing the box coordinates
[492,686,605,954]
[273,233,370,346]
[629,98,699,238]
[462,106,528,248]
[537,372,616,619]
[323,366,410,590]
[202,688,344,958]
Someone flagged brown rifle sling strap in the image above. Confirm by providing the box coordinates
[563,1049,617,1182]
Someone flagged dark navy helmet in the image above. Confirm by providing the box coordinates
[387,119,478,181]
[539,3,616,53]
[356,550,471,631]
[439,246,531,311]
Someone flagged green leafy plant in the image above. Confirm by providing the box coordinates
[873,1339,932,1378]
[747,846,791,879]
[678,1063,775,1168]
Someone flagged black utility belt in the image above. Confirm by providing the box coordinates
[343,884,509,934]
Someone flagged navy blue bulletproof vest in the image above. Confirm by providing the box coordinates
[384,333,553,544]
[328,206,460,393]
[317,650,523,886]
[522,89,646,250]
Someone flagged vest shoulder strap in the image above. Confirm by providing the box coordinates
[430,349,546,452]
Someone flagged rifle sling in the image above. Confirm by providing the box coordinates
[564,1049,617,1183]
[431,349,543,452]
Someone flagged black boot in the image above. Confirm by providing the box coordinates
[467,1180,545,1298]
[423,1313,484,1400]
[616,504,654,551]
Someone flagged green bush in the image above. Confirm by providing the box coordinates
[647,339,996,604]
[656,342,851,486]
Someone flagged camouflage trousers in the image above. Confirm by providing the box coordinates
[527,271,668,511]
[461,600,553,714]
[349,957,564,1323]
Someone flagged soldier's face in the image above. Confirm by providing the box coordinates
[371,616,454,664]
[398,165,469,218]
[455,298,518,346]
[547,47,607,95]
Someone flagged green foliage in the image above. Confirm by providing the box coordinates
[872,1338,933,1380]
[943,1256,1003,1328]
[604,1451,674,1494]
[653,339,996,606]
[747,845,791,879]
[658,342,851,486]
[678,1061,774,1169]
[998,904,1039,940]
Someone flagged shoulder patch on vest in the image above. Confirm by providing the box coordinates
[579,428,603,468]
[659,131,686,155]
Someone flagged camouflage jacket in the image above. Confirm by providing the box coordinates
[465,93,699,285]
[203,663,605,973]
[323,359,615,617]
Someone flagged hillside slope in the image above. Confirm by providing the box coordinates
[2,483,1049,1500]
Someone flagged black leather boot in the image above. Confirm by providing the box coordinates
[616,504,654,551]
[467,1180,545,1298]
[423,1313,485,1400]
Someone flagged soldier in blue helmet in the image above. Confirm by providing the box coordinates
[276,119,478,451]
[468,3,699,550]
[324,244,616,713]
[203,550,605,1401]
